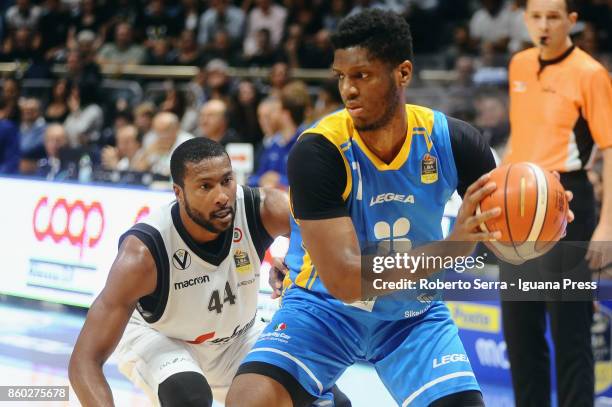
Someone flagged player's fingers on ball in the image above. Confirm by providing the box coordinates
[567,208,575,223]
[468,182,496,206]
[465,173,491,196]
[565,190,573,202]
[466,207,499,229]
[552,171,561,180]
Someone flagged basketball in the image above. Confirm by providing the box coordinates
[477,162,569,264]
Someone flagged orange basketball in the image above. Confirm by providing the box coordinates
[477,162,569,264]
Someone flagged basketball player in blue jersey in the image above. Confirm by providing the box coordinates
[226,9,505,407]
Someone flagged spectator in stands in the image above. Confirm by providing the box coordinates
[177,0,202,33]
[243,0,288,57]
[256,97,282,142]
[142,0,179,48]
[159,84,198,134]
[300,29,335,69]
[474,93,509,155]
[101,124,143,172]
[442,24,478,69]
[64,81,104,148]
[197,0,245,50]
[242,28,278,67]
[1,77,21,122]
[45,79,70,123]
[68,0,106,49]
[99,110,133,148]
[65,49,102,87]
[228,79,263,145]
[38,0,71,61]
[132,112,192,177]
[576,22,601,57]
[75,30,102,68]
[0,98,20,175]
[323,0,350,31]
[203,59,233,103]
[107,0,143,31]
[196,99,239,145]
[32,124,65,179]
[286,1,323,38]
[133,102,156,146]
[202,30,241,66]
[508,0,531,54]
[447,55,478,121]
[282,23,307,69]
[266,61,290,99]
[313,79,343,120]
[5,0,42,32]
[2,26,40,63]
[175,29,202,66]
[248,81,311,189]
[253,96,281,170]
[18,98,47,164]
[96,22,146,66]
[144,38,176,65]
[469,0,515,54]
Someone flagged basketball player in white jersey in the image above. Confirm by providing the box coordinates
[69,138,350,407]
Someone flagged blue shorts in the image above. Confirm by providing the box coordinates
[242,287,479,406]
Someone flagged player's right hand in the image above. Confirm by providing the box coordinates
[448,173,502,246]
[269,257,288,299]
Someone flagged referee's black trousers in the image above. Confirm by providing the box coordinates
[500,171,597,407]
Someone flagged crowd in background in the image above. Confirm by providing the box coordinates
[0,0,610,196]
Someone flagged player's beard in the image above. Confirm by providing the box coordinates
[184,193,234,234]
[354,76,402,132]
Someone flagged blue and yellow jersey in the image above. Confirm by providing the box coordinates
[284,104,458,320]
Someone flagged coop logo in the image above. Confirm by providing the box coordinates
[32,197,105,257]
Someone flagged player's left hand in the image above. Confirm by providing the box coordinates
[586,222,612,270]
[269,257,288,299]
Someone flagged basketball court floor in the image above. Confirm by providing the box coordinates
[0,297,522,407]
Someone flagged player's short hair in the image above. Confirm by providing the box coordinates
[170,137,228,187]
[331,9,413,66]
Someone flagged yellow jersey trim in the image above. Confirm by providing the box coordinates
[295,252,314,288]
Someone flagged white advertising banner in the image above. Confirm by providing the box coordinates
[0,176,284,319]
[0,177,174,307]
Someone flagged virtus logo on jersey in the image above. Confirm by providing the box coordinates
[172,249,191,270]
[32,196,104,257]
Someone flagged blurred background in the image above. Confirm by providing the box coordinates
[0,0,610,405]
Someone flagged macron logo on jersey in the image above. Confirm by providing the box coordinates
[369,193,415,207]
[174,275,210,290]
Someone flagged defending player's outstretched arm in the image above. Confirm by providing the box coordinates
[298,174,504,303]
[258,187,291,238]
[68,236,157,407]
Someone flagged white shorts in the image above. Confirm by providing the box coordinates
[115,316,264,405]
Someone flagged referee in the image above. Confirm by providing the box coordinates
[501,0,612,406]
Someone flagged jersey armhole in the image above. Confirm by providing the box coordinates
[242,186,274,261]
[119,224,170,324]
